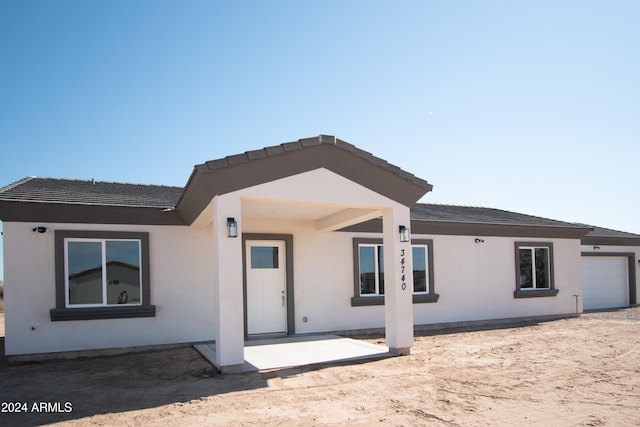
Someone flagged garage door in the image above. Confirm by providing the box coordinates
[581,256,629,310]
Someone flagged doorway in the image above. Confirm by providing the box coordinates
[243,234,294,337]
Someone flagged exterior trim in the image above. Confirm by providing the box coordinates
[581,252,637,306]
[242,233,295,337]
[514,289,559,298]
[51,230,155,321]
[351,237,439,306]
[0,201,184,225]
[342,219,591,239]
[581,236,640,246]
[514,241,557,298]
[50,305,156,321]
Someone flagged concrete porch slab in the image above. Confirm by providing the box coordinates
[194,334,390,373]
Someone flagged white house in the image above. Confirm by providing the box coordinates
[0,136,638,372]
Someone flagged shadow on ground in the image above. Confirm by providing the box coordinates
[0,342,267,426]
[0,337,393,426]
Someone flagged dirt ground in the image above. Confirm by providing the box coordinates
[0,307,639,426]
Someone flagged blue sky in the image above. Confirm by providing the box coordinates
[1,1,639,280]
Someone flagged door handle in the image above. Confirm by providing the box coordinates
[281,290,285,307]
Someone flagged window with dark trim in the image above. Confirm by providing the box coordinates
[351,238,439,306]
[514,242,559,298]
[51,230,156,321]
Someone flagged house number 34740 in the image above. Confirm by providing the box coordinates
[400,249,407,290]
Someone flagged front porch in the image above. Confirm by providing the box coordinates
[194,334,391,373]
[178,137,433,372]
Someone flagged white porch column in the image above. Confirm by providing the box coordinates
[212,195,245,373]
[382,205,414,355]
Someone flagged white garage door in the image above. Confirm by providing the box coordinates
[581,256,629,310]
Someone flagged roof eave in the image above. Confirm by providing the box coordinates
[0,200,184,225]
[581,235,640,247]
[341,218,593,239]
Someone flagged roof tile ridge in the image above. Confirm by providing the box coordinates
[42,177,182,190]
[414,202,492,209]
[0,176,37,194]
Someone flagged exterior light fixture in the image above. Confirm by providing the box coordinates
[399,225,410,242]
[227,217,238,238]
[475,238,485,243]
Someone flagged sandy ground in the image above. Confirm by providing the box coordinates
[0,308,639,426]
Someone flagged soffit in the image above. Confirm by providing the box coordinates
[242,198,346,221]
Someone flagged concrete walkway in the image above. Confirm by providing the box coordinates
[194,334,390,373]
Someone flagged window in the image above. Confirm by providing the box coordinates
[412,245,428,293]
[66,239,142,307]
[514,242,558,298]
[358,244,384,296]
[351,238,438,306]
[51,231,156,321]
[251,246,279,269]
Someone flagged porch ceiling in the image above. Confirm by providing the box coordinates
[241,197,382,231]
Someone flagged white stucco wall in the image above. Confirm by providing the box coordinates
[243,217,584,334]
[3,221,215,356]
[4,213,586,357]
[411,235,583,324]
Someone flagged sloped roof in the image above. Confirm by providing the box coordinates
[0,136,433,225]
[580,225,640,246]
[176,135,433,224]
[0,136,635,244]
[192,135,429,192]
[410,203,582,228]
[0,177,182,208]
[344,203,594,239]
[0,177,184,225]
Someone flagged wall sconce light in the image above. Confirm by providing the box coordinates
[593,246,600,250]
[227,217,238,238]
[399,225,410,242]
[475,238,484,243]
[32,226,47,233]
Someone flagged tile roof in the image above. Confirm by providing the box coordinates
[410,203,588,229]
[0,177,182,209]
[193,135,431,191]
[0,175,636,243]
[582,225,640,239]
[0,178,614,234]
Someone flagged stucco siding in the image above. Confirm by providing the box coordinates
[413,235,582,324]
[3,222,215,356]
[243,218,583,333]
[4,215,586,357]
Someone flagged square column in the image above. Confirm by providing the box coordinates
[212,195,245,373]
[382,205,414,355]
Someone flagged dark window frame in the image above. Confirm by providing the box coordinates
[51,230,156,321]
[514,241,559,298]
[351,238,439,306]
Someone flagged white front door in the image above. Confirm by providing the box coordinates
[246,240,287,335]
